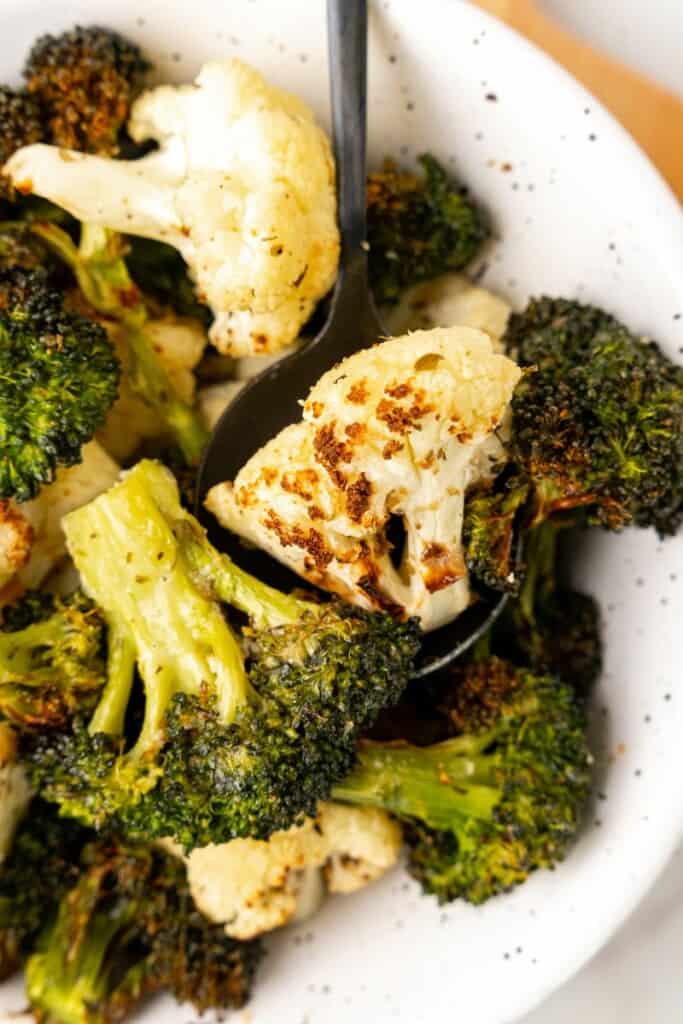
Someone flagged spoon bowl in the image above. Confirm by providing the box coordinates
[196,0,507,675]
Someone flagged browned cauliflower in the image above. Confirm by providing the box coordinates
[5,60,340,358]
[207,326,521,631]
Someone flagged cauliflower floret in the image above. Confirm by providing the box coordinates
[207,326,521,631]
[198,342,303,429]
[5,60,340,358]
[98,315,207,461]
[0,724,31,866]
[384,273,512,348]
[0,442,120,606]
[0,502,33,593]
[198,380,246,431]
[164,803,401,941]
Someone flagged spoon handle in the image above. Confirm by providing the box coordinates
[327,0,369,269]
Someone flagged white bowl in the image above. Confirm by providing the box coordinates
[1,2,682,1022]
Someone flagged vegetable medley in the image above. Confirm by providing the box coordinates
[0,24,681,1023]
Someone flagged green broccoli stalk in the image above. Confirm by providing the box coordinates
[24,837,262,1024]
[0,266,120,502]
[332,656,592,904]
[463,477,529,593]
[32,220,210,466]
[0,798,88,980]
[506,296,683,536]
[367,153,488,305]
[23,25,150,157]
[0,591,107,729]
[25,460,421,849]
[498,520,603,698]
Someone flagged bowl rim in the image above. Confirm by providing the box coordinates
[0,2,682,1022]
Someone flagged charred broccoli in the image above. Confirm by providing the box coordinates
[333,656,591,904]
[24,25,149,156]
[0,87,45,199]
[0,798,88,980]
[367,154,488,305]
[25,836,262,1024]
[463,478,529,593]
[500,521,603,697]
[507,296,683,536]
[0,590,106,729]
[0,266,120,501]
[25,460,421,849]
[31,221,209,466]
[125,236,212,325]
[0,221,49,272]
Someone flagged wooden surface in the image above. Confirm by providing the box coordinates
[474,0,683,201]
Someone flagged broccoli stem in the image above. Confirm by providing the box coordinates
[176,519,309,629]
[31,221,209,466]
[88,618,136,736]
[332,737,502,835]
[25,879,138,1024]
[64,461,251,755]
[519,520,558,627]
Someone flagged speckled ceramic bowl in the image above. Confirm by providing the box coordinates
[1,2,682,1022]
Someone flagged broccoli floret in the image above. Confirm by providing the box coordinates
[24,460,421,849]
[463,478,529,593]
[332,656,591,904]
[367,154,488,305]
[0,798,88,980]
[0,221,49,273]
[0,266,120,502]
[500,521,603,698]
[24,836,262,1023]
[506,296,683,536]
[0,87,45,200]
[0,591,106,729]
[24,25,149,156]
[126,237,212,325]
[31,220,209,466]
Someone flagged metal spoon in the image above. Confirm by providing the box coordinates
[196,0,507,677]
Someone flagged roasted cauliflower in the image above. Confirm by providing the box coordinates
[5,59,340,358]
[0,441,119,606]
[164,803,402,941]
[207,326,521,631]
[384,273,512,348]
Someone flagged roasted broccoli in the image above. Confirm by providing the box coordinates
[463,477,529,593]
[25,836,262,1023]
[499,521,603,697]
[0,266,120,502]
[0,590,106,729]
[0,798,88,980]
[507,296,683,536]
[30,221,210,466]
[367,154,488,305]
[126,236,212,325]
[0,221,49,273]
[24,25,149,156]
[24,460,421,849]
[332,656,592,904]
[0,86,45,199]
